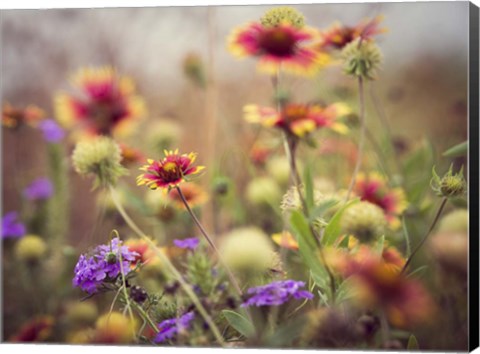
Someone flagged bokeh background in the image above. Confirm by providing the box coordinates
[1,2,470,347]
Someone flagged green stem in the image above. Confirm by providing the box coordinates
[175,186,243,296]
[131,300,159,334]
[108,185,225,346]
[401,197,448,275]
[345,76,366,202]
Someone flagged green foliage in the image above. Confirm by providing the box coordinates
[222,310,255,338]
[443,140,468,157]
[322,199,359,246]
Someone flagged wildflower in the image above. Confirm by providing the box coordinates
[125,238,155,265]
[353,172,407,229]
[54,66,146,136]
[341,38,383,80]
[271,231,299,250]
[332,247,434,328]
[250,143,272,167]
[137,150,205,191]
[241,279,313,307]
[228,8,329,76]
[168,183,208,209]
[38,119,65,143]
[244,102,349,138]
[154,311,195,343]
[119,144,144,166]
[23,177,54,201]
[220,227,277,273]
[173,237,200,250]
[2,102,45,129]
[73,237,139,294]
[72,136,127,188]
[246,176,281,205]
[94,312,138,344]
[318,16,386,51]
[15,235,47,263]
[431,165,467,198]
[2,212,26,239]
[10,316,54,342]
[341,201,387,243]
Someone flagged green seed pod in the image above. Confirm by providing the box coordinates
[260,6,305,28]
[341,38,383,80]
[431,165,467,198]
[341,201,387,243]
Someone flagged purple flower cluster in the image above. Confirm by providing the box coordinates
[173,237,199,250]
[23,178,54,201]
[73,237,138,294]
[241,280,314,307]
[2,212,26,239]
[38,119,65,143]
[154,312,195,343]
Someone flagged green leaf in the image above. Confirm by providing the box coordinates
[222,310,255,338]
[290,210,317,249]
[402,217,411,257]
[265,315,306,346]
[304,164,315,211]
[443,140,467,157]
[407,334,419,350]
[310,199,339,221]
[322,199,359,246]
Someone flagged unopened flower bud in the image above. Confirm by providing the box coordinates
[261,6,305,28]
[15,235,47,263]
[341,201,387,243]
[431,165,467,198]
[341,38,383,80]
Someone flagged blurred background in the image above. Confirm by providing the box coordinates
[1,2,470,347]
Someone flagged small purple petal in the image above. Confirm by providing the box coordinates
[23,178,54,201]
[154,312,195,343]
[241,280,314,308]
[173,237,199,250]
[39,119,65,143]
[2,212,26,239]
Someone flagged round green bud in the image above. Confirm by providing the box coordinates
[15,235,47,262]
[438,209,468,234]
[105,252,117,264]
[72,136,127,188]
[260,6,305,28]
[341,38,383,80]
[246,177,281,206]
[341,201,387,243]
[440,174,467,198]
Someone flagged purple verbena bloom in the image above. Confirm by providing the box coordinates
[241,280,314,308]
[154,312,195,343]
[173,237,199,250]
[2,212,26,239]
[73,237,139,294]
[23,178,54,201]
[39,119,65,143]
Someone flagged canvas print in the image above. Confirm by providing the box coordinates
[1,1,476,351]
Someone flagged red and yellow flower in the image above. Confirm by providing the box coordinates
[54,66,146,137]
[168,182,208,209]
[244,102,349,138]
[353,172,407,230]
[137,150,205,190]
[2,102,45,129]
[228,22,330,76]
[271,231,299,250]
[318,16,386,51]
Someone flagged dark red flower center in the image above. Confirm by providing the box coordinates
[158,161,183,184]
[283,104,309,123]
[259,27,297,57]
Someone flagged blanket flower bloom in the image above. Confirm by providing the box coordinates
[137,150,205,191]
[154,312,195,343]
[2,103,45,129]
[54,66,146,136]
[318,16,386,51]
[244,102,349,138]
[2,212,26,239]
[353,172,407,230]
[228,7,330,76]
[241,280,314,307]
[73,237,139,294]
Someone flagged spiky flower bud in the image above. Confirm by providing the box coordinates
[260,6,305,28]
[431,165,467,198]
[72,136,127,188]
[341,201,387,243]
[15,234,47,262]
[341,38,383,80]
[280,185,324,213]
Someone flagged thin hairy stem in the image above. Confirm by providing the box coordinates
[346,76,366,202]
[108,185,225,346]
[131,300,159,334]
[175,186,243,296]
[401,197,448,275]
[118,249,136,337]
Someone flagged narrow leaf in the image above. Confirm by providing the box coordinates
[222,310,255,338]
[304,164,314,211]
[443,141,467,157]
[407,334,419,350]
[322,199,359,246]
